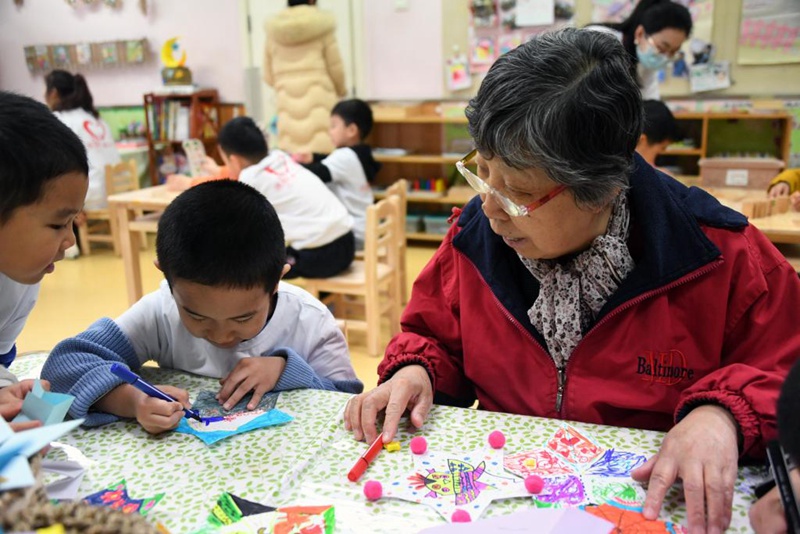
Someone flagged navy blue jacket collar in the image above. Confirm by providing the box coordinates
[452,153,748,344]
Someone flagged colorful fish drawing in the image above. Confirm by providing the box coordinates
[408,459,493,506]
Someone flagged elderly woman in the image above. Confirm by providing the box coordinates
[345,28,800,533]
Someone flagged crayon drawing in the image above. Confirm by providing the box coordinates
[585,449,647,478]
[383,446,530,522]
[546,425,604,468]
[504,448,573,478]
[532,475,587,508]
[82,479,163,516]
[582,503,688,533]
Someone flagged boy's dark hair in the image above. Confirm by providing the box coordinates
[642,100,681,144]
[0,91,88,224]
[778,359,800,463]
[332,99,374,140]
[156,180,286,291]
[45,70,100,118]
[218,117,269,164]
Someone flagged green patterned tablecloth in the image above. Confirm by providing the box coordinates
[10,353,763,533]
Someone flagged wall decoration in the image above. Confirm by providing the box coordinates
[21,39,149,74]
[739,0,800,65]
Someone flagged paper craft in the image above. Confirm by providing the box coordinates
[41,459,86,501]
[582,503,688,533]
[382,445,531,522]
[586,449,647,477]
[12,379,74,426]
[208,492,276,527]
[176,390,291,445]
[192,390,278,417]
[546,424,604,468]
[417,507,613,533]
[0,418,83,491]
[83,479,164,516]
[504,448,574,478]
[198,503,334,534]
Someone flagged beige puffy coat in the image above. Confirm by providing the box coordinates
[264,5,347,153]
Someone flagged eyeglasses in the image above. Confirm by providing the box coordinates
[647,35,679,58]
[455,149,567,217]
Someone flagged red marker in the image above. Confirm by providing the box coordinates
[347,434,384,482]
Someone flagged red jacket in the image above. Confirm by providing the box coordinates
[379,160,800,458]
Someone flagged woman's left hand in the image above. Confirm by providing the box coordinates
[632,404,739,534]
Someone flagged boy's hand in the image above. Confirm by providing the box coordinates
[217,357,287,411]
[291,152,313,164]
[133,385,190,435]
[0,379,50,421]
[165,174,193,192]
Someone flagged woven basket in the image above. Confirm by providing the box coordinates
[0,455,159,534]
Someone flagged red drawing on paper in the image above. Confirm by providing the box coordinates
[546,425,603,468]
[504,448,574,478]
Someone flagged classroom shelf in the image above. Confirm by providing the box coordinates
[374,154,462,164]
[407,232,448,242]
[663,148,703,156]
[374,116,468,124]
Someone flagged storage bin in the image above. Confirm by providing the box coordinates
[423,215,452,235]
[406,215,424,234]
[698,157,784,189]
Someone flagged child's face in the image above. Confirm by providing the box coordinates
[329,115,359,148]
[171,279,274,348]
[0,172,87,284]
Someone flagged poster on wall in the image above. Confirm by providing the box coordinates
[689,61,730,92]
[739,0,800,65]
[446,54,472,91]
[516,0,555,27]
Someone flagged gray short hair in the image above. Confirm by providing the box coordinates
[466,28,643,209]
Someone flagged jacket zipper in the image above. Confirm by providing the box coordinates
[463,251,723,417]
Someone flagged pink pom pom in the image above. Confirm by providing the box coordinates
[363,480,383,501]
[525,475,545,494]
[488,430,506,449]
[410,436,428,455]
[451,509,471,523]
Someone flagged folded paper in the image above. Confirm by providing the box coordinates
[12,379,75,426]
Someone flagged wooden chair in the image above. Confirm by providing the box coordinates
[302,196,402,358]
[77,160,141,256]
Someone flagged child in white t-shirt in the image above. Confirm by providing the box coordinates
[217,117,356,278]
[294,99,381,249]
[0,91,89,430]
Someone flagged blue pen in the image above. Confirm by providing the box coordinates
[109,363,203,422]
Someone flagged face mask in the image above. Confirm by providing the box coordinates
[637,41,670,71]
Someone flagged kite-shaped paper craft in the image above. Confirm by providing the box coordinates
[546,425,604,468]
[382,445,531,522]
[582,503,688,533]
[176,390,292,445]
[12,379,74,426]
[82,479,164,516]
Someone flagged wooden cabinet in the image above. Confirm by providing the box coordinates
[657,111,792,181]
[368,102,475,243]
[143,89,220,185]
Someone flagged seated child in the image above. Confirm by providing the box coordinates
[42,180,363,434]
[219,117,355,278]
[767,169,800,211]
[295,99,382,249]
[0,91,89,431]
[635,100,681,169]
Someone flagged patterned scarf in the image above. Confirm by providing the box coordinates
[520,193,634,368]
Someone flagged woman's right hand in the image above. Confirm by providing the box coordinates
[344,365,433,444]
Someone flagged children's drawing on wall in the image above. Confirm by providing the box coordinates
[739,0,800,65]
[498,33,524,55]
[470,37,496,72]
[446,53,472,91]
[471,0,498,27]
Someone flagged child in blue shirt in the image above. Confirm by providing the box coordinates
[0,91,89,430]
[43,180,362,434]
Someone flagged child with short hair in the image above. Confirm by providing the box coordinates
[218,117,356,278]
[42,180,362,434]
[0,91,89,429]
[295,99,381,249]
[635,100,681,168]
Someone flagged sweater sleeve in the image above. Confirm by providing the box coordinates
[323,33,347,97]
[767,169,800,194]
[41,318,141,427]
[271,347,363,394]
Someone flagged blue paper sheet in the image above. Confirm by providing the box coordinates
[175,408,293,445]
[12,379,74,426]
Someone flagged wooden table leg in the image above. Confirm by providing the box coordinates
[113,202,143,305]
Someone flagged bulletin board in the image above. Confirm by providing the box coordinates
[738,0,800,65]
